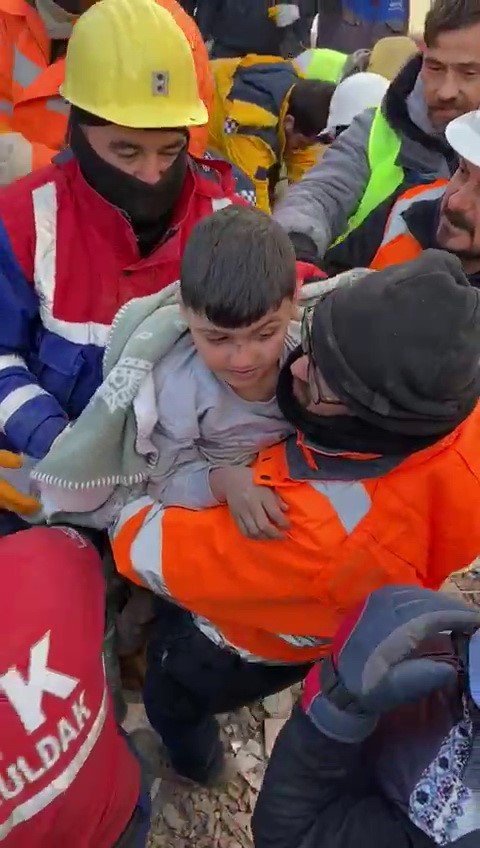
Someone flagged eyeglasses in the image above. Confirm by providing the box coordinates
[300,306,340,406]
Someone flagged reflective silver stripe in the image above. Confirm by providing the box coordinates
[293,49,312,74]
[278,634,332,649]
[211,197,232,212]
[32,182,57,312]
[120,500,171,597]
[194,616,258,658]
[379,183,446,246]
[0,354,27,372]
[0,384,49,429]
[0,681,108,840]
[194,617,324,664]
[46,96,70,116]
[110,495,155,538]
[194,616,276,663]
[309,480,371,533]
[32,183,110,347]
[0,99,13,115]
[13,47,41,87]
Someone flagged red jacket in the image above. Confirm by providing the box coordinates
[0,527,140,847]
[0,153,244,457]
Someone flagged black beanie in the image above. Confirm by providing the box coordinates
[311,249,480,436]
[69,105,110,127]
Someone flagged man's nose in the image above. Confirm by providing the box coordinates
[230,344,256,369]
[447,182,473,211]
[437,70,460,101]
[137,156,162,185]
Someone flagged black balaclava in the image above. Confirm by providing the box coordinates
[69,106,188,255]
[276,347,441,458]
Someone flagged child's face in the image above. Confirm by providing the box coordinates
[184,298,294,393]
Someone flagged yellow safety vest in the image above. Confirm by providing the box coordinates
[333,107,403,246]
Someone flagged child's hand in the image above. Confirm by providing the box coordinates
[210,466,290,540]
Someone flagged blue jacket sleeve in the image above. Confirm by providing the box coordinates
[0,222,68,458]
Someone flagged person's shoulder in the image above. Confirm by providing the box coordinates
[0,160,68,220]
[0,162,68,274]
[190,154,253,205]
[153,335,220,413]
[0,527,104,643]
[153,334,202,391]
[0,0,29,19]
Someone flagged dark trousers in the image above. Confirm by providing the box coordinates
[143,600,311,783]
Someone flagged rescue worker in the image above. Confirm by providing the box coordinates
[111,250,480,786]
[274,0,480,275]
[320,72,390,143]
[0,0,245,532]
[195,0,316,60]
[253,585,480,848]
[0,524,150,846]
[208,55,335,212]
[0,0,213,182]
[371,109,480,284]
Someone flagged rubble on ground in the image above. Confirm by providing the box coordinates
[123,686,299,848]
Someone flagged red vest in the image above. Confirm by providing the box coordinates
[0,527,139,847]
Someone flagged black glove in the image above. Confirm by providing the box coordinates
[289,232,322,265]
[302,585,480,743]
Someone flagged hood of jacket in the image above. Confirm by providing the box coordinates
[382,54,458,181]
[229,57,298,120]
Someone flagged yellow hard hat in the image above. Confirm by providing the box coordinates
[60,0,208,128]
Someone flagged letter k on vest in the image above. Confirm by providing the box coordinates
[0,526,139,847]
[0,632,79,735]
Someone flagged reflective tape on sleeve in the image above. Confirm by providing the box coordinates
[0,384,49,429]
[309,480,371,533]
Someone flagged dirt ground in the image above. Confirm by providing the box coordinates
[123,687,297,848]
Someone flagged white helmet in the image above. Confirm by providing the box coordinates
[324,72,389,135]
[446,110,480,169]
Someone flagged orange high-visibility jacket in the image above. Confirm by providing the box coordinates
[0,0,213,171]
[112,408,480,666]
[370,179,447,270]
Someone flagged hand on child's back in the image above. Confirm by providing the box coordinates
[209,466,290,541]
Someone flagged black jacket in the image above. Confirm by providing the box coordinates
[196,0,315,58]
[253,706,478,848]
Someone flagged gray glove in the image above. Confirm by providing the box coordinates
[302,585,480,743]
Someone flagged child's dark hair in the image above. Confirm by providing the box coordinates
[181,205,296,328]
